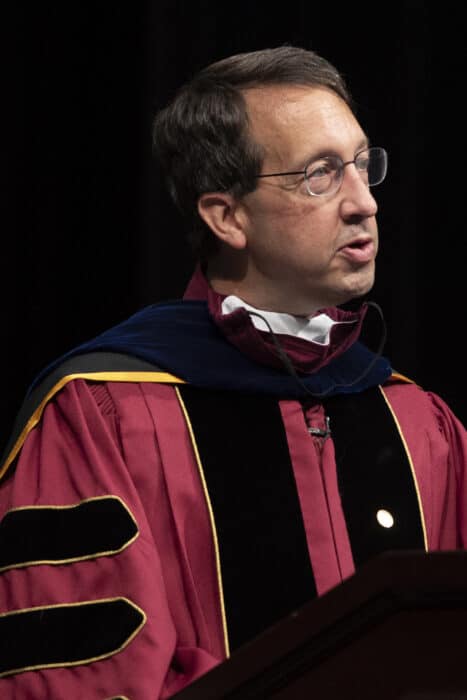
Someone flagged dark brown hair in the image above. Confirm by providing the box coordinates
[152,45,352,260]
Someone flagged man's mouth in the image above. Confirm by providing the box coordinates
[337,238,375,263]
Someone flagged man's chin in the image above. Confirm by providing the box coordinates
[336,276,375,306]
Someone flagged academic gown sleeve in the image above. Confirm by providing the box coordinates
[381,382,467,551]
[0,379,225,699]
[426,390,467,547]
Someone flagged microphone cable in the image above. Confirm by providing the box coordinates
[247,301,387,399]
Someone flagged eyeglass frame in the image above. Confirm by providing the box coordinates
[254,146,388,197]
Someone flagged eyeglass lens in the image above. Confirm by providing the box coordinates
[305,148,387,196]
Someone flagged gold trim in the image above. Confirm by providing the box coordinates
[175,387,230,658]
[378,386,428,549]
[0,596,146,678]
[0,495,139,574]
[0,371,185,481]
[390,371,415,384]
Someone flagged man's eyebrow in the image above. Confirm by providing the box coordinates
[294,136,371,170]
[358,135,371,151]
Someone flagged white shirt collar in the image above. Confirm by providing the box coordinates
[221,295,344,346]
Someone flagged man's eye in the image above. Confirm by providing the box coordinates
[307,162,334,180]
[355,157,369,171]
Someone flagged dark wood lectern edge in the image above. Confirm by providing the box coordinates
[173,550,467,699]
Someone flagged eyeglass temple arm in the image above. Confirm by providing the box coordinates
[256,169,305,179]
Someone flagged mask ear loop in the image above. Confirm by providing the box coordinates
[247,301,387,399]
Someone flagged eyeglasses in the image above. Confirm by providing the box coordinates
[255,146,388,197]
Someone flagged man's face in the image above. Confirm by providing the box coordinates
[235,84,379,314]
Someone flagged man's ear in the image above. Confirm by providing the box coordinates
[198,192,247,250]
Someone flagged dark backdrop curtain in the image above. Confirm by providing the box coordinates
[2,1,465,453]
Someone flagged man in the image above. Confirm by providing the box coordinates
[0,46,465,699]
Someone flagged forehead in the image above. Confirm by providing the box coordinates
[242,84,366,167]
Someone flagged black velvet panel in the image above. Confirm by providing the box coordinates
[179,386,317,652]
[0,598,144,677]
[324,388,425,566]
[0,496,138,571]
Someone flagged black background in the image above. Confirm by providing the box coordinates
[2,1,465,452]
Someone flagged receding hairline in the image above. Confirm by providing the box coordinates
[239,83,362,172]
[193,46,351,101]
[240,81,350,104]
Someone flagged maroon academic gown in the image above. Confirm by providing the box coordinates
[0,277,466,698]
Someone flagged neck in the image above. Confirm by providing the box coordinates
[207,272,323,317]
[205,251,342,317]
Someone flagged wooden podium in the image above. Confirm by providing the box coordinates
[174,551,467,699]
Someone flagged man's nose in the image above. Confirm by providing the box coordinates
[338,165,378,220]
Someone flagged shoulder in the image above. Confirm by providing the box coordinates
[0,352,185,483]
[382,373,466,438]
